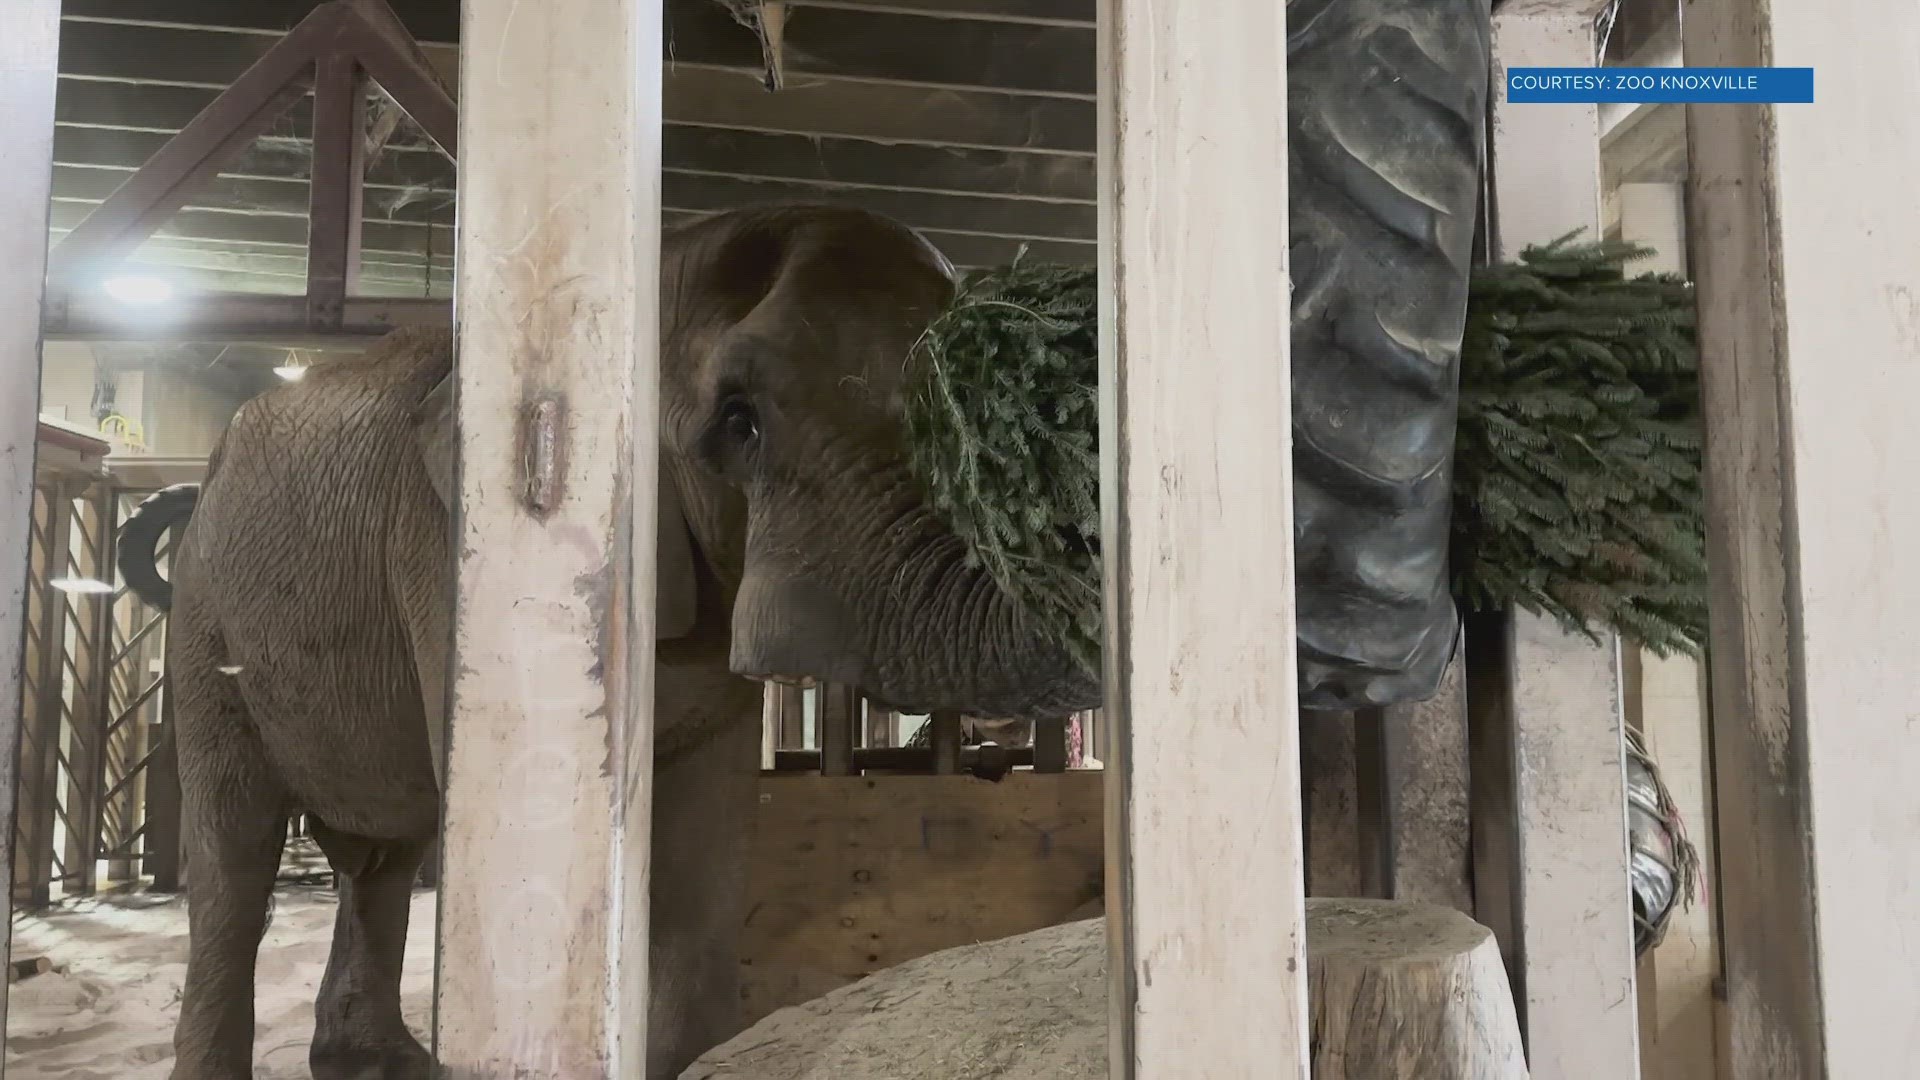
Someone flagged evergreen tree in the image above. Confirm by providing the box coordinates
[1451,231,1707,656]
[902,233,1709,680]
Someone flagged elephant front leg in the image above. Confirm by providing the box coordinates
[648,703,764,1080]
[307,823,433,1080]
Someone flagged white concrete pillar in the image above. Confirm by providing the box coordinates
[433,0,665,1074]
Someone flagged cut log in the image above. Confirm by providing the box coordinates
[8,956,54,984]
[684,897,1527,1079]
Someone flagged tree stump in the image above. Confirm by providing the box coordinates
[1307,898,1527,1079]
[683,897,1526,1079]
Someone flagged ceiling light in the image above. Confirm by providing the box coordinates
[101,274,173,305]
[274,361,309,381]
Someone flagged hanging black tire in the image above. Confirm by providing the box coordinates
[116,483,199,612]
[1287,0,1491,709]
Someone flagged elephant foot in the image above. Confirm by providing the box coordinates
[310,1033,432,1080]
[166,1057,254,1080]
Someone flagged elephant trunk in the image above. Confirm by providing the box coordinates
[729,470,1100,721]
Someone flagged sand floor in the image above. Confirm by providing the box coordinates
[6,841,436,1080]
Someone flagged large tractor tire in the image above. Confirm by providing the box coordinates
[1287,0,1492,709]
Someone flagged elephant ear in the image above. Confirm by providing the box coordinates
[411,371,700,641]
[414,370,458,512]
[653,468,699,640]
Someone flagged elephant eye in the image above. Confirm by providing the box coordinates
[719,397,759,446]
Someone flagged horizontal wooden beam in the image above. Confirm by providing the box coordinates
[769,744,1038,775]
[47,228,455,293]
[660,171,1093,239]
[791,0,1094,22]
[1493,0,1614,17]
[47,198,450,265]
[40,290,449,343]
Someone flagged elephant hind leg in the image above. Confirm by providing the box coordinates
[168,623,291,1080]
[307,820,432,1080]
[170,808,288,1080]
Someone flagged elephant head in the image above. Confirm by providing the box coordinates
[410,204,1100,721]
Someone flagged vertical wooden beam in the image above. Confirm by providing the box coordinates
[863,700,896,749]
[1099,0,1308,1075]
[1300,710,1363,898]
[928,711,962,775]
[143,684,183,891]
[433,0,664,1074]
[143,512,183,892]
[305,52,368,328]
[775,683,805,748]
[0,0,60,1035]
[1033,715,1068,774]
[67,487,117,896]
[1352,707,1398,901]
[1483,10,1641,1077]
[1615,178,1721,1080]
[1686,1,1920,1074]
[16,486,68,907]
[1384,650,1475,914]
[818,684,857,776]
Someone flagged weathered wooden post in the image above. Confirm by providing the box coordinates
[1469,7,1642,1078]
[0,0,61,1043]
[1098,0,1311,1076]
[1686,1,1920,1074]
[432,0,666,1074]
[1613,177,1722,1080]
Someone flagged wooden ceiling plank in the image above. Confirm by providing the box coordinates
[61,1,1094,96]
[57,69,1096,157]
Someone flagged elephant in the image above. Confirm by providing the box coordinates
[114,203,1102,1080]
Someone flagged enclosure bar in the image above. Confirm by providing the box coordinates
[1686,1,1920,1073]
[432,0,665,1074]
[1098,0,1309,1075]
[1478,11,1640,1076]
[0,0,61,1036]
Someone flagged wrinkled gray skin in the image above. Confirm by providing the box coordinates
[144,204,1099,1080]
